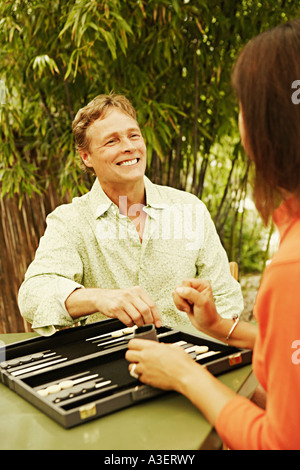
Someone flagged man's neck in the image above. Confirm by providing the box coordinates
[99,177,146,214]
[99,177,147,241]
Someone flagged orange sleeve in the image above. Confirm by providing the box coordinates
[216,396,267,450]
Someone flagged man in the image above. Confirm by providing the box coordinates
[18,93,243,336]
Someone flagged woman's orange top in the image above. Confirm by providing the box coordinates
[215,197,300,450]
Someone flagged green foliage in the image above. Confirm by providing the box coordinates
[0,0,299,271]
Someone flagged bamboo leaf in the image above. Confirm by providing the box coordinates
[31,55,60,78]
[99,27,117,60]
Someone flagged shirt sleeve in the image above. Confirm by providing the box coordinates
[216,395,266,450]
[196,206,244,318]
[18,206,86,335]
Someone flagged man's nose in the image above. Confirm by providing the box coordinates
[121,137,135,152]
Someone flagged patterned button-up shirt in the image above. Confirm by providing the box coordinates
[18,177,243,336]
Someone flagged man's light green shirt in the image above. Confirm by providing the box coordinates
[18,177,244,336]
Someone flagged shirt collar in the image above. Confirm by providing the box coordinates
[144,176,168,210]
[89,179,114,218]
[88,175,167,219]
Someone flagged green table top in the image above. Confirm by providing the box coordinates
[0,332,256,450]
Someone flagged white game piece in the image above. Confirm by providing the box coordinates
[194,345,209,354]
[46,384,62,394]
[123,326,137,335]
[37,389,49,397]
[60,380,74,389]
[111,330,123,338]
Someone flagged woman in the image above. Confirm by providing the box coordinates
[126,19,300,450]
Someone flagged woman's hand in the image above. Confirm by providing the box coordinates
[126,337,237,428]
[172,278,222,334]
[173,278,257,350]
[125,339,197,392]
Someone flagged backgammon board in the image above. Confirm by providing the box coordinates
[0,319,252,428]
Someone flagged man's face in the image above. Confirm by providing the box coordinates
[80,108,147,190]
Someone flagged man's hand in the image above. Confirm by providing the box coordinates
[94,286,162,327]
[65,285,162,328]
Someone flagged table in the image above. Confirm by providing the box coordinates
[0,332,257,450]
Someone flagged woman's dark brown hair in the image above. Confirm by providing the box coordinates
[232,19,300,224]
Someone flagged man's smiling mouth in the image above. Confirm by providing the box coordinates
[117,158,139,167]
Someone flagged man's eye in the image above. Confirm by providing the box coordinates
[106,139,117,145]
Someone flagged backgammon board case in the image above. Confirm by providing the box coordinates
[0,319,252,428]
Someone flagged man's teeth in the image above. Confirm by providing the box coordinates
[119,158,138,166]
